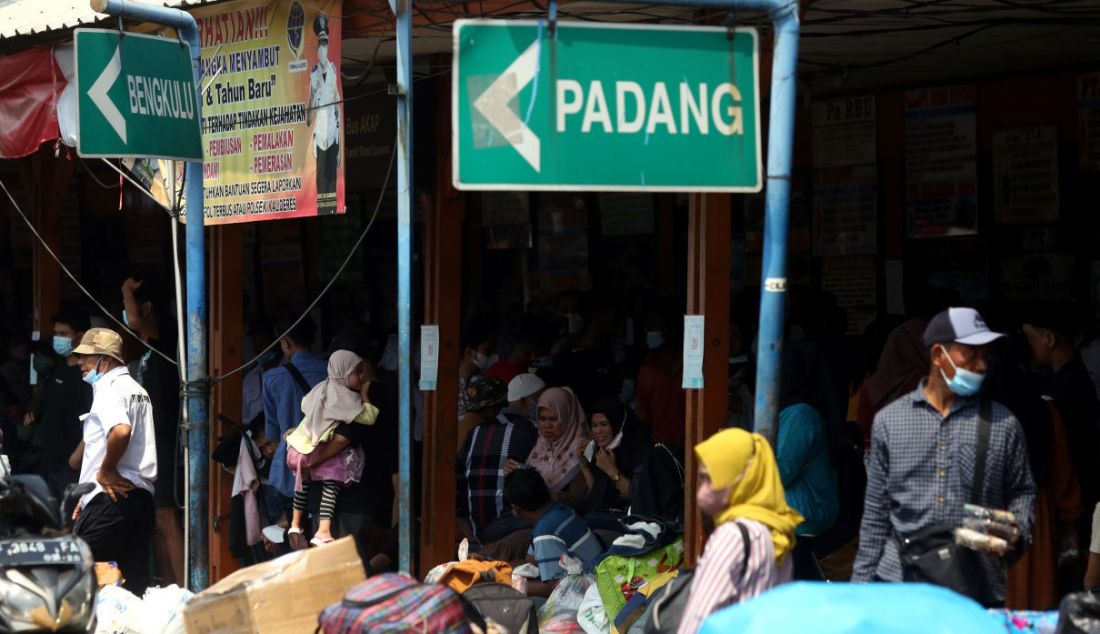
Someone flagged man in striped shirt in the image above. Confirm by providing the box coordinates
[456,377,538,545]
[505,466,603,597]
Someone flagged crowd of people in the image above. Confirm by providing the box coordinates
[4,281,1100,629]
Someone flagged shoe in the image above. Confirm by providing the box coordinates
[288,527,308,551]
[310,536,334,548]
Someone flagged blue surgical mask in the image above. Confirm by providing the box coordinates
[52,336,74,357]
[82,356,104,385]
[122,310,129,327]
[619,378,636,404]
[645,331,665,350]
[940,348,984,397]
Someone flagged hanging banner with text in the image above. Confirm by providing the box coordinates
[905,85,978,238]
[993,126,1059,225]
[191,0,345,224]
[811,95,877,256]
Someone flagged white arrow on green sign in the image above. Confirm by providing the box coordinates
[453,20,762,192]
[75,29,202,161]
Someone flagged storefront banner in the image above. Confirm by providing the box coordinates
[905,85,978,238]
[192,0,345,224]
[1079,73,1100,172]
[993,126,1059,225]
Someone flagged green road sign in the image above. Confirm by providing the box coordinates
[75,29,202,161]
[453,20,761,192]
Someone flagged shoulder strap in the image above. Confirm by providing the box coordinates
[283,361,311,394]
[970,400,992,505]
[735,521,753,583]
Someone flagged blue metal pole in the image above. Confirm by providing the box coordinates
[391,0,415,575]
[752,2,800,447]
[89,0,209,590]
[594,0,799,446]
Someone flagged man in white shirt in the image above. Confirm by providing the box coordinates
[70,328,158,594]
[307,12,340,215]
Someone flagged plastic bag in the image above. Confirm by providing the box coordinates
[130,585,194,634]
[94,585,142,634]
[577,583,611,634]
[538,556,595,634]
[425,538,472,584]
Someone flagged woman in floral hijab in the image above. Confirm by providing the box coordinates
[525,386,591,512]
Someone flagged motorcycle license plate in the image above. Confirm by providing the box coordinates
[0,539,84,566]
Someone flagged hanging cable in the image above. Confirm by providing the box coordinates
[0,178,178,365]
[208,133,398,385]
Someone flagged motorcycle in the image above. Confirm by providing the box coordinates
[0,454,97,632]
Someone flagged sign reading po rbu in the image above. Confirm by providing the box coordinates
[453,20,761,192]
[75,29,202,161]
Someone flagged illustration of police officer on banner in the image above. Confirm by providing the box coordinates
[308,13,341,215]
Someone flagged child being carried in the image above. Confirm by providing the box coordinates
[285,350,378,549]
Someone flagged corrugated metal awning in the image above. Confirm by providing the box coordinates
[0,0,220,41]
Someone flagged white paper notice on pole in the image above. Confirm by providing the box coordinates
[682,315,705,390]
[419,325,440,391]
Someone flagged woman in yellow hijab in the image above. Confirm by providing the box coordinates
[677,428,804,634]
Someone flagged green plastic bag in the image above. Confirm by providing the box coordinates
[594,537,683,621]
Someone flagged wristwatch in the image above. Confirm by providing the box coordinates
[613,472,622,484]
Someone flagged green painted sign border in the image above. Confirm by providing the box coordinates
[74,28,202,162]
[452,19,762,193]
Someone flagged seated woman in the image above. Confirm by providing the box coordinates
[677,428,802,634]
[520,387,591,513]
[576,397,652,534]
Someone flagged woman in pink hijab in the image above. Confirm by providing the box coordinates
[525,387,591,512]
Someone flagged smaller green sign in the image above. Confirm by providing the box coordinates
[75,29,202,161]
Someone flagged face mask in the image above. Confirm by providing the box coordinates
[619,378,636,404]
[52,336,74,357]
[645,331,665,350]
[696,483,732,518]
[474,352,495,371]
[939,347,984,397]
[82,356,104,385]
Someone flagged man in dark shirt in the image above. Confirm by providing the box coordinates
[1023,307,1100,555]
[121,274,182,587]
[33,307,93,499]
[456,377,538,546]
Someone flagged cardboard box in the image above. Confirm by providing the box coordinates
[184,537,365,634]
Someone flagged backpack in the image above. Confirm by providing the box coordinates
[317,573,473,634]
[462,583,539,634]
[640,522,752,634]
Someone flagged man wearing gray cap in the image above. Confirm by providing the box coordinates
[69,328,157,594]
[852,307,1036,607]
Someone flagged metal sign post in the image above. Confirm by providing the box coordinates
[88,0,210,591]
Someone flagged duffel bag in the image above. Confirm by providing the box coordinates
[318,573,473,634]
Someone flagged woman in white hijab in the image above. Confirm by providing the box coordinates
[286,350,378,548]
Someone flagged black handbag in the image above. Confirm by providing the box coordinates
[897,400,991,601]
